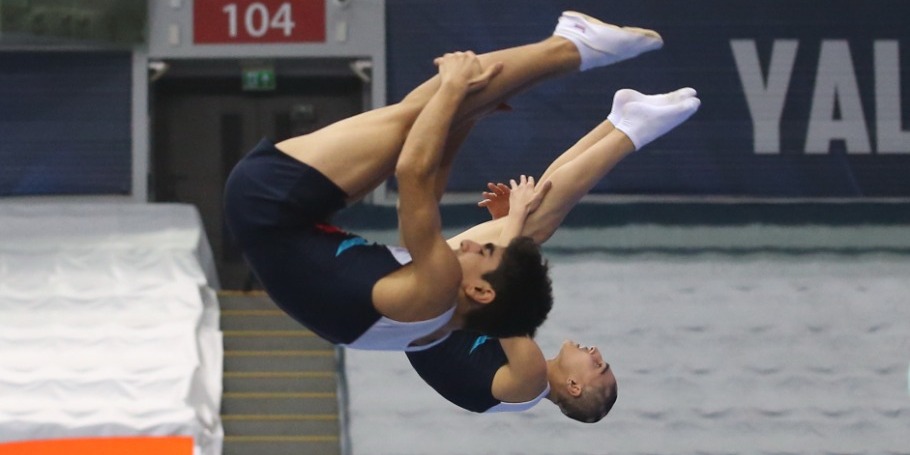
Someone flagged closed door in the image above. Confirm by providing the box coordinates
[153,75,363,289]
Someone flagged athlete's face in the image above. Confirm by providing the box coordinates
[556,339,616,393]
[455,239,505,286]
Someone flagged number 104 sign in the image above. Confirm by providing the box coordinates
[194,0,325,44]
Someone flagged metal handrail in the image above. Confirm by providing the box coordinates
[335,346,353,455]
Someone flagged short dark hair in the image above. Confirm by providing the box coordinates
[462,236,552,337]
[560,380,618,423]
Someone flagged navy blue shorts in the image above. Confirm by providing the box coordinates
[223,139,399,344]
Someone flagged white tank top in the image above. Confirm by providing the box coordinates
[485,384,551,413]
[343,246,456,351]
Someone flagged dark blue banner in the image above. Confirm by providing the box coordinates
[0,52,132,197]
[387,0,909,197]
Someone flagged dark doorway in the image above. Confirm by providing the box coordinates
[152,65,363,289]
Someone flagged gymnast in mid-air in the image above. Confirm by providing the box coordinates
[224,11,680,353]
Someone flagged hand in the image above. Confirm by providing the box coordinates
[477,182,511,219]
[434,51,503,94]
[507,175,552,216]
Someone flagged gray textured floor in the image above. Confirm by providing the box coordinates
[345,227,910,455]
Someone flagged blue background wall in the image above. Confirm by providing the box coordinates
[2,2,906,199]
[0,52,132,196]
[386,0,910,197]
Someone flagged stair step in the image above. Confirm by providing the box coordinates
[222,416,339,436]
[223,331,329,351]
[218,291,342,455]
[223,438,339,455]
[222,394,338,414]
[218,291,275,310]
[224,371,337,393]
[225,350,336,372]
[220,310,310,331]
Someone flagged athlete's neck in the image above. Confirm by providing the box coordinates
[544,358,561,403]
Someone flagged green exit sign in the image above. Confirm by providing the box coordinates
[242,68,276,91]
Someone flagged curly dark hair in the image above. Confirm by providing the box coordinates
[462,236,553,337]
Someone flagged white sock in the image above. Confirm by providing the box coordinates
[607,87,697,125]
[553,13,663,71]
[615,97,701,150]
[555,32,601,72]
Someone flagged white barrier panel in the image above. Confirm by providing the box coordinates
[0,203,223,455]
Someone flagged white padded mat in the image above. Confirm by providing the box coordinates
[0,203,223,455]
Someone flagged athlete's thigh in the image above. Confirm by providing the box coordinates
[275,103,418,201]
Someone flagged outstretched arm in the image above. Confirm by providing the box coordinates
[495,175,551,245]
[446,122,631,249]
[520,131,636,243]
[449,87,700,248]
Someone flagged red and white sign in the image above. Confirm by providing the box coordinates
[194,0,325,44]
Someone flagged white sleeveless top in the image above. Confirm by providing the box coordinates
[485,383,551,413]
[343,246,456,351]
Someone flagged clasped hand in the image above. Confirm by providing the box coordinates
[434,51,503,94]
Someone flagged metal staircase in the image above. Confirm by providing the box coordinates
[219,291,347,455]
